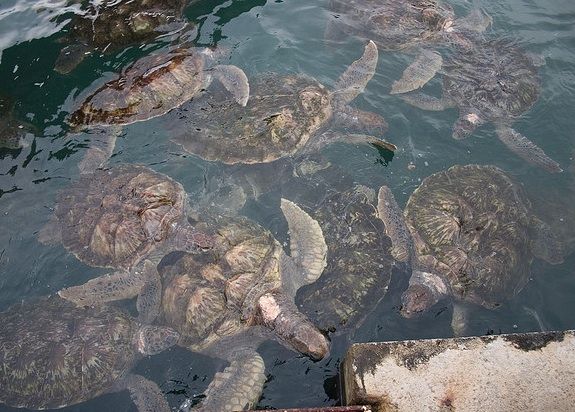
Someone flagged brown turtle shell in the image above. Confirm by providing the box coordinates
[52,164,186,269]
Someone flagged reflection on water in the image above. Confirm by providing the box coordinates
[0,0,575,410]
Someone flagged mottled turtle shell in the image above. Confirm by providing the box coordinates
[328,0,454,50]
[69,48,207,128]
[159,215,282,351]
[404,164,535,308]
[51,164,186,269]
[169,73,332,164]
[296,185,395,332]
[443,38,540,121]
[0,296,138,409]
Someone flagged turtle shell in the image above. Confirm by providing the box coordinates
[328,0,454,51]
[69,48,206,128]
[52,164,186,269]
[296,185,395,332]
[159,214,282,351]
[443,38,540,121]
[0,296,138,409]
[405,164,534,308]
[168,73,332,164]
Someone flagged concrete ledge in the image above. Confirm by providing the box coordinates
[342,330,575,411]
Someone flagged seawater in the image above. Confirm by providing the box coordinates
[0,0,574,410]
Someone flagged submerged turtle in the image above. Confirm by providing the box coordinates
[54,0,189,74]
[41,164,214,322]
[0,93,34,150]
[167,40,395,165]
[400,38,562,173]
[0,295,179,411]
[325,0,491,94]
[68,45,249,174]
[377,164,563,336]
[60,199,329,411]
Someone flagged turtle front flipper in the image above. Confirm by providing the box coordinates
[211,65,250,106]
[454,8,492,33]
[180,349,266,411]
[332,40,378,106]
[399,91,455,111]
[279,198,327,297]
[54,43,92,74]
[119,374,171,412]
[377,186,414,263]
[530,217,564,265]
[451,301,472,337]
[495,125,562,173]
[136,260,163,323]
[391,50,443,95]
[77,126,122,174]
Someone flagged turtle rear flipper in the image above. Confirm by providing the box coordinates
[377,186,414,263]
[530,217,564,265]
[212,65,250,106]
[279,198,327,297]
[332,40,378,106]
[120,374,171,412]
[54,43,92,74]
[391,50,443,95]
[495,125,562,173]
[400,91,455,111]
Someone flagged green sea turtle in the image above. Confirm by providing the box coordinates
[40,164,214,323]
[0,295,179,411]
[325,0,492,94]
[166,40,395,165]
[54,0,189,74]
[400,38,562,172]
[60,199,329,411]
[377,164,563,336]
[68,45,249,174]
[0,93,34,150]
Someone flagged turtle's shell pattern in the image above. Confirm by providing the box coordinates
[0,296,138,409]
[169,73,332,164]
[328,0,454,51]
[69,49,205,127]
[63,0,187,51]
[296,186,395,332]
[405,164,534,308]
[53,164,186,269]
[443,38,540,121]
[159,215,282,351]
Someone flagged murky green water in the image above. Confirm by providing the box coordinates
[1,0,575,410]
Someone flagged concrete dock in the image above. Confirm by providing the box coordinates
[342,330,575,411]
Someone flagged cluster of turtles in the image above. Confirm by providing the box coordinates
[0,0,570,411]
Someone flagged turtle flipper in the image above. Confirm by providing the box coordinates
[37,215,62,246]
[181,349,266,412]
[455,8,492,33]
[136,260,163,323]
[212,65,250,106]
[451,301,471,337]
[495,125,562,173]
[54,43,92,74]
[399,92,454,111]
[377,186,414,263]
[135,324,180,355]
[77,126,121,175]
[332,40,378,106]
[530,217,564,265]
[391,50,443,95]
[333,105,388,134]
[58,265,148,307]
[120,374,171,412]
[279,198,327,296]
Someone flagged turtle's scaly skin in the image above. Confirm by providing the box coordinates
[404,165,536,308]
[169,73,332,165]
[296,185,395,332]
[50,164,186,269]
[328,0,455,50]
[0,296,140,409]
[69,49,207,128]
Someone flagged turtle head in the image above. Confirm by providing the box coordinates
[453,113,481,140]
[400,270,447,318]
[136,325,180,355]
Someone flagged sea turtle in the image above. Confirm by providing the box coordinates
[54,0,189,74]
[399,38,562,173]
[0,93,34,150]
[67,45,249,174]
[325,0,492,94]
[166,40,395,165]
[60,198,329,411]
[0,295,179,411]
[40,164,214,323]
[377,164,564,336]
